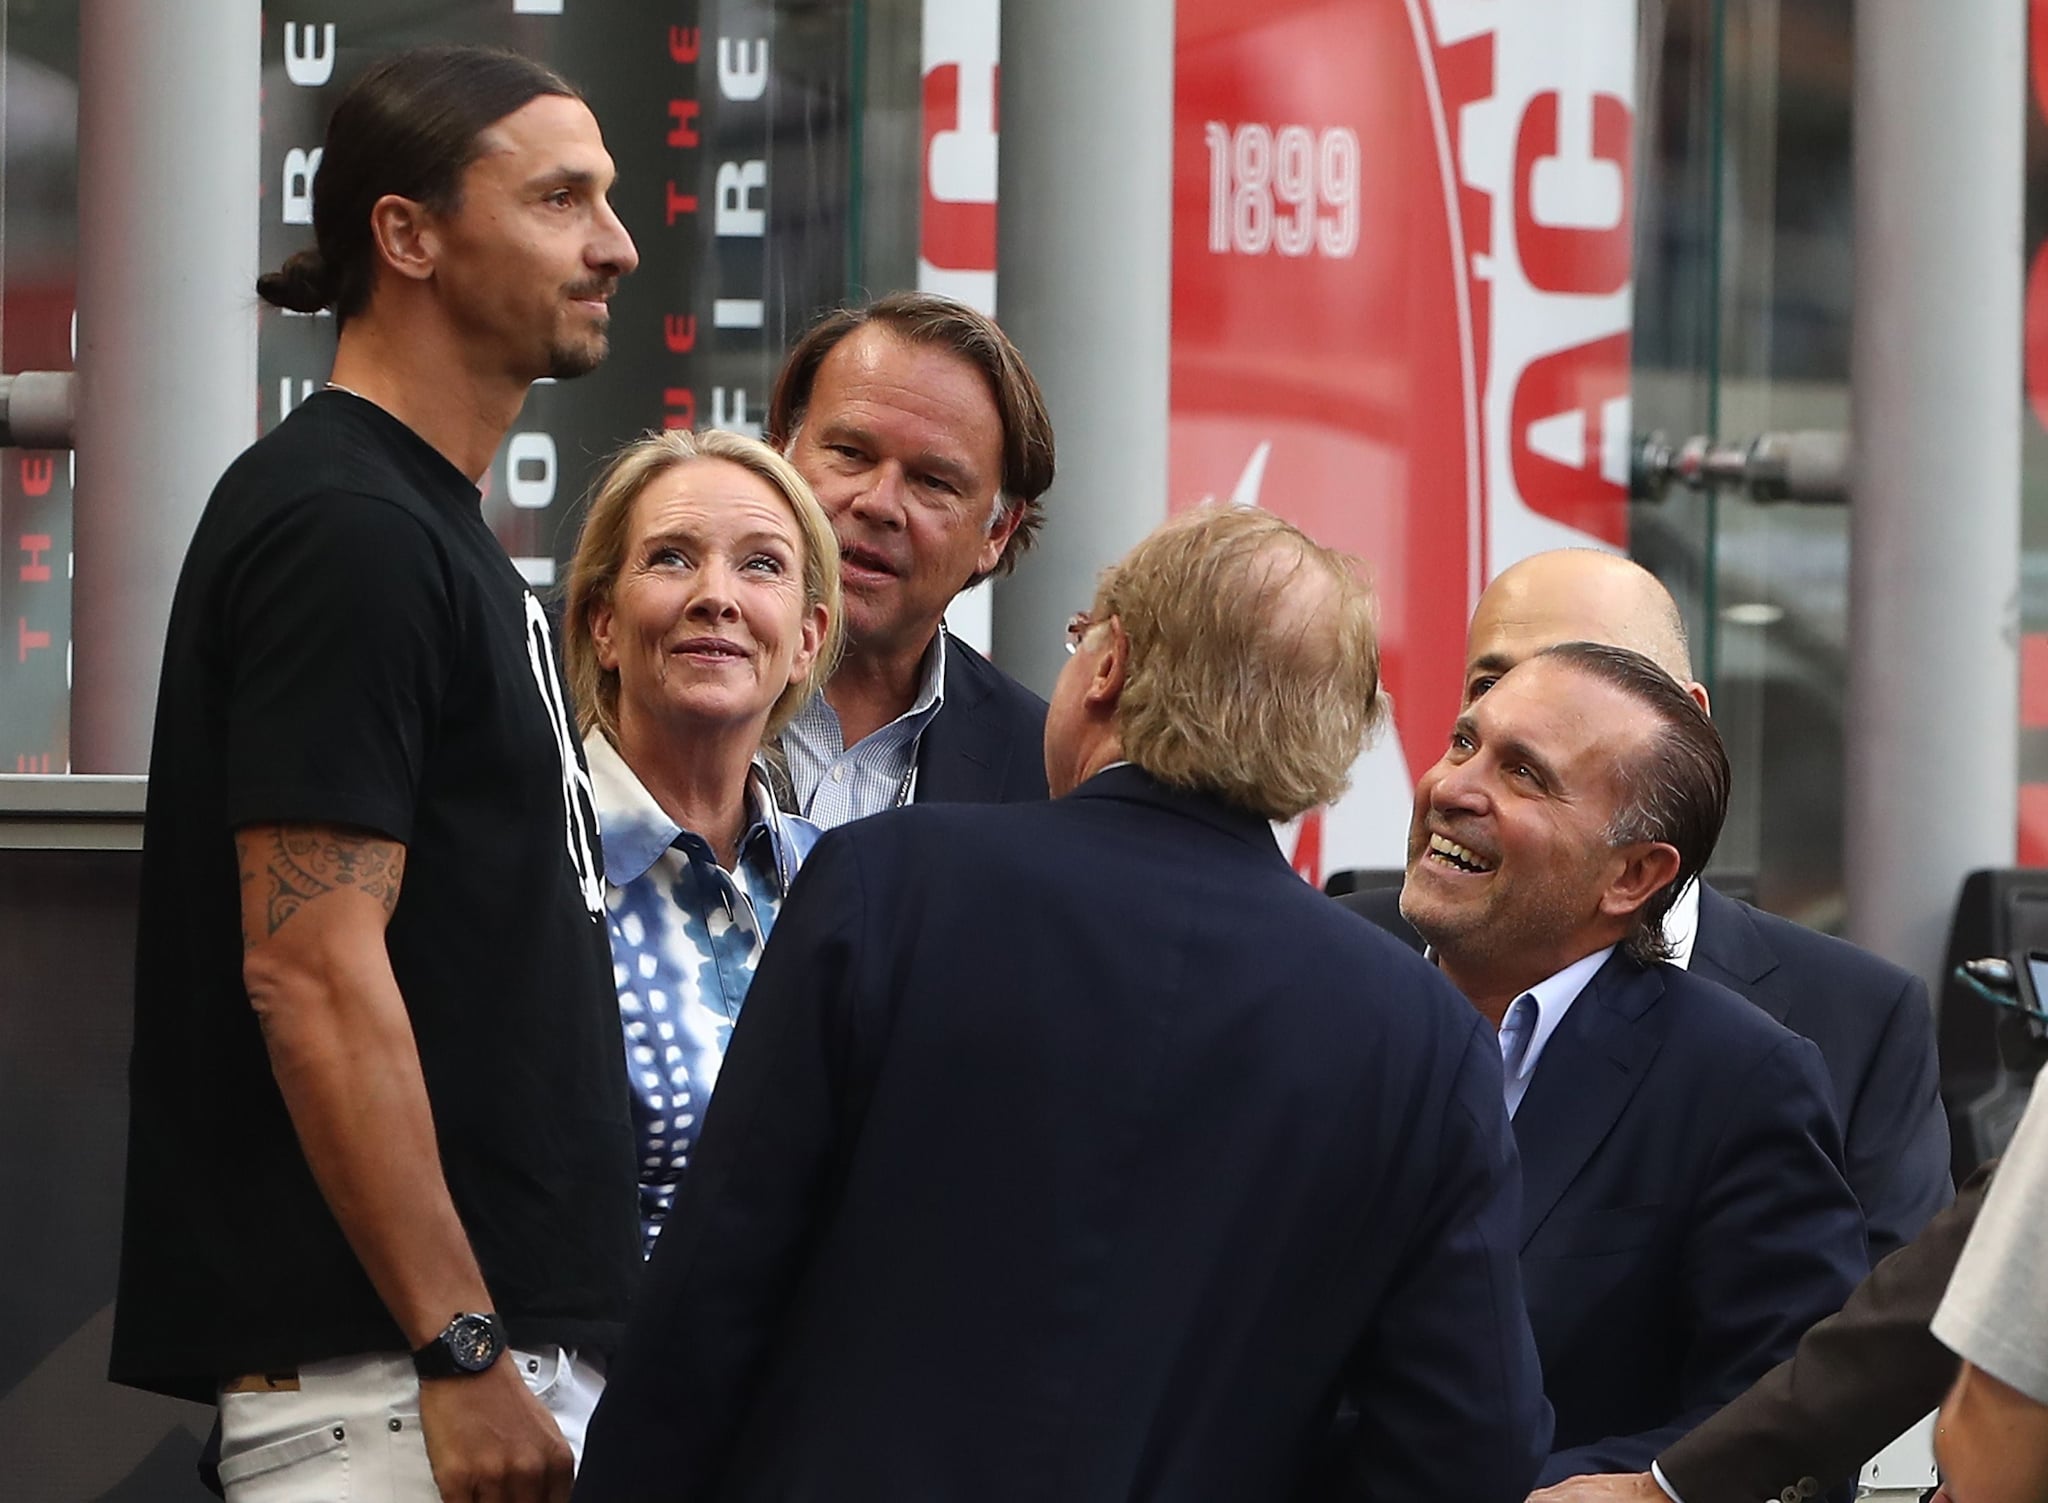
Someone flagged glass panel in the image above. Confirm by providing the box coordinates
[1633,0,1856,923]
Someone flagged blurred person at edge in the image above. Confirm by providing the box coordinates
[560,428,842,1258]
[764,292,1056,823]
[109,46,642,1503]
[572,507,1551,1503]
[1930,1072,2048,1503]
[1394,642,1867,1487]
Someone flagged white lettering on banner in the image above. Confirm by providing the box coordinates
[282,148,322,226]
[1203,123,1361,258]
[718,39,769,102]
[506,432,557,510]
[712,299,765,329]
[522,592,604,918]
[711,388,762,439]
[1413,0,1637,569]
[713,161,767,236]
[283,24,336,87]
[512,0,566,12]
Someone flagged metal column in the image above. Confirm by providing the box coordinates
[991,0,1174,698]
[71,0,261,772]
[1845,0,2024,982]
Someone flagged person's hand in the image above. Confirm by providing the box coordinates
[1526,1473,1668,1503]
[418,1360,573,1503]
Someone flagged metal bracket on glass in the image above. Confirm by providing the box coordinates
[1633,429,1849,505]
[0,372,77,450]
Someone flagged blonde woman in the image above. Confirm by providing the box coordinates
[564,428,843,1254]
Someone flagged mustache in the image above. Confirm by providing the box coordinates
[565,278,618,301]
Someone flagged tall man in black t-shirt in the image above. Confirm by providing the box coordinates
[111,47,642,1503]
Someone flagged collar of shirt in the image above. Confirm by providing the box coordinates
[1498,943,1616,1117]
[782,623,950,820]
[1662,876,1702,969]
[581,728,811,890]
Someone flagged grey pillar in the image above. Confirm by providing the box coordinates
[1845,0,2024,983]
[71,0,261,771]
[992,0,1174,697]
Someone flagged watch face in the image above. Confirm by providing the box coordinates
[446,1314,501,1372]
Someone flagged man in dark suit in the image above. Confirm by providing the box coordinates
[767,292,1054,821]
[1344,548,1949,1264]
[1399,640,1868,1485]
[574,507,1551,1503]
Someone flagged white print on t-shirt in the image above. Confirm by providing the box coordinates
[523,591,606,918]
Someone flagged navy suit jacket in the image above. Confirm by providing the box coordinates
[1689,884,1950,1261]
[1337,882,1952,1260]
[576,767,1550,1503]
[913,633,1049,804]
[1514,951,1868,1483]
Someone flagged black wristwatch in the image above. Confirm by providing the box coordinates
[411,1312,508,1379]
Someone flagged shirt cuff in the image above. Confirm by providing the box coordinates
[1649,1460,1684,1503]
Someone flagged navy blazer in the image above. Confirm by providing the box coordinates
[913,633,1050,804]
[1515,951,1868,1484]
[1337,882,1952,1260]
[1689,884,1950,1261]
[576,766,1550,1503]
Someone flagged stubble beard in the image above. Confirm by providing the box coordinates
[546,330,609,382]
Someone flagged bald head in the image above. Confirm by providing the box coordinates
[1462,549,1705,712]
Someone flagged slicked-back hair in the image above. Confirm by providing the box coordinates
[255,46,579,327]
[765,292,1055,578]
[1095,507,1383,822]
[564,428,845,747]
[1537,640,1731,965]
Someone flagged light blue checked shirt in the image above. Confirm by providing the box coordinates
[782,626,949,828]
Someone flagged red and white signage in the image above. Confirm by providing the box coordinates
[924,0,1003,652]
[1170,0,1638,882]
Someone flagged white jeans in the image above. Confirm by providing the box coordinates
[215,1347,603,1502]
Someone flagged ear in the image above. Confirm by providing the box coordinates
[1082,617,1129,711]
[786,599,829,688]
[1686,680,1713,717]
[974,497,1025,578]
[367,193,438,285]
[1598,841,1683,925]
[590,598,619,673]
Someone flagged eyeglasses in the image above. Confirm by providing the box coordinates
[1064,611,1097,656]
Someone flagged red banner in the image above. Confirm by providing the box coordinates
[1170,0,1637,881]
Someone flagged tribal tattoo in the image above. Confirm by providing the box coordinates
[236,826,406,947]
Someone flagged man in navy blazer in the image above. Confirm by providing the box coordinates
[1345,549,1949,1264]
[1399,641,1867,1485]
[574,508,1550,1503]
[768,293,1053,822]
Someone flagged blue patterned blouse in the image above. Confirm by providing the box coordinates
[584,731,822,1255]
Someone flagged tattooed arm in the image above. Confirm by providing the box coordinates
[237,824,573,1503]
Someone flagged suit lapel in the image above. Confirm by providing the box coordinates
[1689,882,1786,1020]
[914,637,1004,803]
[1512,954,1672,1249]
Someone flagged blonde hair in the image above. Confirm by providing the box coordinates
[1097,507,1383,822]
[564,428,844,745]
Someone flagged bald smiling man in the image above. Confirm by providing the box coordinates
[1343,549,1951,1263]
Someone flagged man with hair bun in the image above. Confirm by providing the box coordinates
[1396,640,1867,1486]
[112,45,641,1503]
[574,507,1551,1502]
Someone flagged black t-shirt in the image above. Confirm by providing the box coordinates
[110,391,639,1401]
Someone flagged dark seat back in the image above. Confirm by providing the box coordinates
[1938,868,2048,1178]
